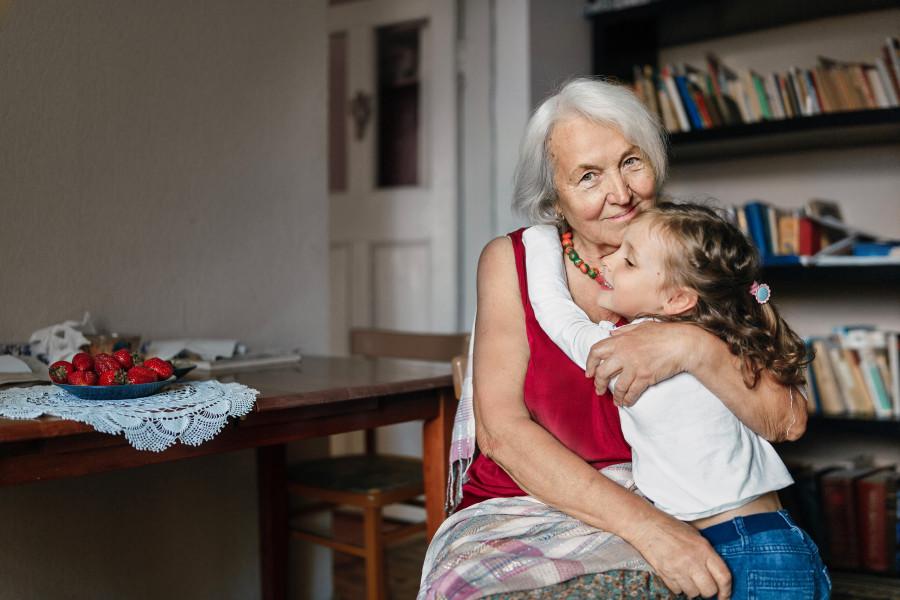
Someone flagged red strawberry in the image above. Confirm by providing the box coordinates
[94,353,120,375]
[72,352,94,372]
[99,369,127,386]
[48,361,74,384]
[143,357,174,380]
[67,370,98,386]
[126,366,158,384]
[113,349,139,370]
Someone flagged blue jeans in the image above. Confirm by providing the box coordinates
[700,510,831,599]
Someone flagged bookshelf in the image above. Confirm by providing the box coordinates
[591,2,900,583]
[589,0,900,82]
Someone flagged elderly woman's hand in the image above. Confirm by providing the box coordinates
[628,511,733,599]
[585,321,700,406]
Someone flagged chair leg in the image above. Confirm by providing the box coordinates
[363,505,387,600]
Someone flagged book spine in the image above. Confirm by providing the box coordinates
[875,57,900,106]
[751,72,773,119]
[866,66,892,108]
[743,202,772,258]
[822,477,860,568]
[662,67,691,131]
[858,478,888,571]
[675,75,704,129]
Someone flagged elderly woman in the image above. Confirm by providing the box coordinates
[418,79,806,600]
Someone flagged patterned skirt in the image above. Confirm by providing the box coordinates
[419,464,680,600]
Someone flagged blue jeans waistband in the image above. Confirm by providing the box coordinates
[699,511,793,546]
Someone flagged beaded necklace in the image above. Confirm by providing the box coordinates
[561,230,605,284]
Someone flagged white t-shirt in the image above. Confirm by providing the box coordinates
[522,225,793,521]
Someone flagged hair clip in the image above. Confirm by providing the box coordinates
[749,281,771,304]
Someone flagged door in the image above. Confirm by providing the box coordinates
[327,0,458,457]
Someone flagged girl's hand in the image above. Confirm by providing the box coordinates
[585,321,701,406]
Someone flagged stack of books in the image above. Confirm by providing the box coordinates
[781,463,900,574]
[631,37,900,132]
[725,199,899,267]
[805,326,899,419]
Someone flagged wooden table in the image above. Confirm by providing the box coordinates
[0,356,457,600]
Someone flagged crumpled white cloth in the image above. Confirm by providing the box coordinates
[0,381,258,452]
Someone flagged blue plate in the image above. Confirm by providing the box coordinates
[54,376,177,400]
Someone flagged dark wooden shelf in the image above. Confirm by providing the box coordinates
[588,0,898,53]
[667,108,900,162]
[760,262,900,286]
[803,413,900,437]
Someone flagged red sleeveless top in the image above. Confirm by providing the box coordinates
[458,228,631,510]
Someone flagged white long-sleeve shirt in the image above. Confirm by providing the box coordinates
[522,225,793,521]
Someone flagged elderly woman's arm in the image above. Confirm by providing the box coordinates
[586,322,807,442]
[474,237,732,600]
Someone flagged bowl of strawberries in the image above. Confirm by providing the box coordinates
[49,350,179,400]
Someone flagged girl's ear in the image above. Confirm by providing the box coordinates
[662,287,698,316]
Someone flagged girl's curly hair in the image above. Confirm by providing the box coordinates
[637,202,810,389]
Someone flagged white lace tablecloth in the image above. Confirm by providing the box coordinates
[0,381,259,452]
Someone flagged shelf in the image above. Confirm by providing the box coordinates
[760,262,900,286]
[667,108,900,162]
[588,0,899,50]
[802,414,900,437]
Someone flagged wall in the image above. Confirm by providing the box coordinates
[459,0,591,326]
[0,1,331,598]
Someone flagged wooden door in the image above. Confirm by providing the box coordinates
[327,0,458,459]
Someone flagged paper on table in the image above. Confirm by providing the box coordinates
[144,339,238,361]
[0,356,50,386]
[0,355,32,373]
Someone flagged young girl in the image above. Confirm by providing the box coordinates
[523,202,830,599]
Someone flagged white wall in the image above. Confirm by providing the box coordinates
[459,0,590,326]
[0,1,331,598]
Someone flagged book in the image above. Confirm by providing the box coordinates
[786,464,842,555]
[856,469,900,573]
[810,338,847,415]
[661,65,691,131]
[777,211,798,255]
[674,73,704,129]
[888,331,900,417]
[744,202,773,257]
[821,466,893,569]
[797,216,822,256]
[191,352,302,373]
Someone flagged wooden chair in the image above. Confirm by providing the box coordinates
[287,328,468,600]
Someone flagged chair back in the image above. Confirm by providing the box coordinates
[349,328,468,363]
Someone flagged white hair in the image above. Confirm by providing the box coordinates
[513,78,668,225]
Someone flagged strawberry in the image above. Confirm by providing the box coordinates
[67,370,98,386]
[48,361,74,384]
[72,352,94,372]
[113,349,140,370]
[99,369,127,386]
[126,366,158,384]
[143,357,174,380]
[94,353,120,375]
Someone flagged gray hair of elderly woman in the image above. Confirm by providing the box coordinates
[513,78,668,225]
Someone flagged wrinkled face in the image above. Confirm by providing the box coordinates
[549,116,657,252]
[595,219,672,320]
